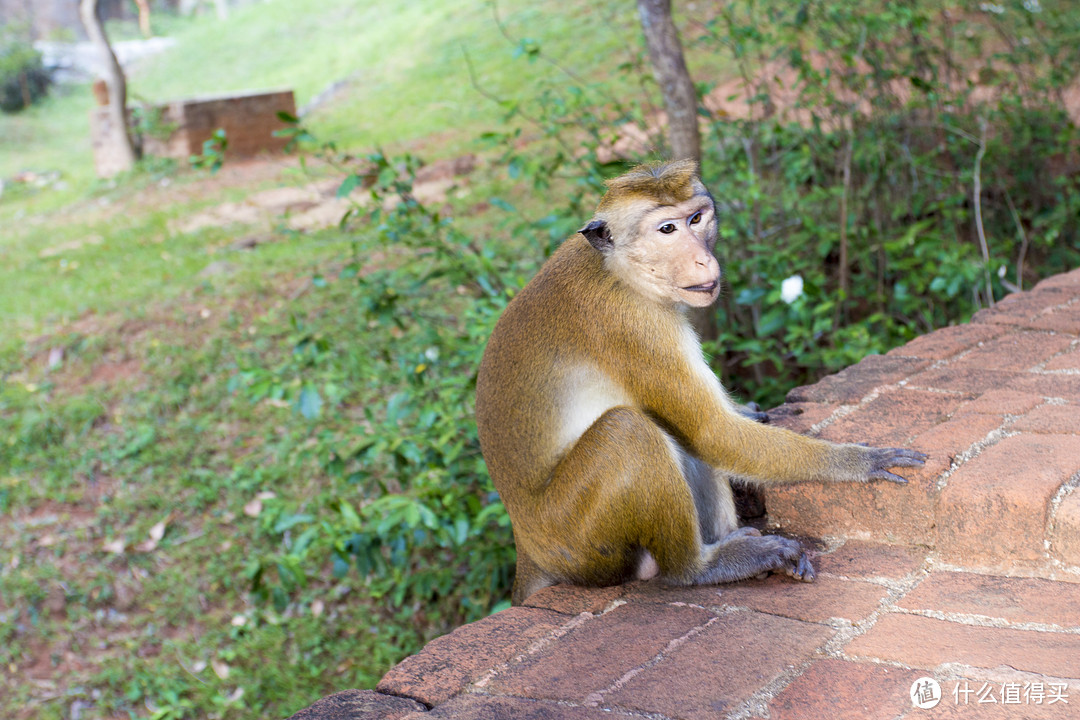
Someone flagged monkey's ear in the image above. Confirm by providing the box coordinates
[579,219,612,252]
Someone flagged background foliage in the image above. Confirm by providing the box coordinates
[1,1,1078,718]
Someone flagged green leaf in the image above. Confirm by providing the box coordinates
[337,173,361,198]
[299,384,322,419]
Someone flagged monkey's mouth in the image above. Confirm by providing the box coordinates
[683,280,719,294]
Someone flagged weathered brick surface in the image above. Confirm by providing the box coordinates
[1011,403,1080,434]
[1008,372,1080,400]
[955,389,1045,416]
[766,402,839,435]
[915,690,1075,720]
[1052,492,1080,567]
[906,366,1025,395]
[376,606,566,705]
[972,289,1078,327]
[623,573,885,623]
[604,610,833,720]
[898,572,1080,628]
[286,690,425,720]
[937,434,1080,567]
[814,540,927,579]
[764,659,921,720]
[411,695,640,719]
[712,575,888,624]
[1045,347,1080,371]
[845,613,1080,677]
[1035,267,1080,291]
[486,602,711,702]
[886,323,1006,361]
[766,474,935,544]
[522,583,630,615]
[786,355,929,404]
[1031,304,1080,334]
[949,331,1075,372]
[817,387,966,446]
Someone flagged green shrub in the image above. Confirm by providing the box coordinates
[0,31,50,113]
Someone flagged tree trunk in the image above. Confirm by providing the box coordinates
[79,0,139,174]
[637,0,714,340]
[636,0,701,165]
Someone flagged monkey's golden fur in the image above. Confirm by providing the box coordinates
[476,161,925,604]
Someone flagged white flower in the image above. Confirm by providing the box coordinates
[780,275,804,304]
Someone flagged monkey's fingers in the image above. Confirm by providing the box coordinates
[868,469,912,484]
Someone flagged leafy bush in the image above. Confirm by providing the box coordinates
[234,0,1080,665]
[0,31,50,113]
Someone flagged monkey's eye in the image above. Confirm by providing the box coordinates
[689,211,702,225]
[659,223,677,234]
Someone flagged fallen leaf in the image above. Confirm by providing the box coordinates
[211,659,230,680]
[103,539,125,554]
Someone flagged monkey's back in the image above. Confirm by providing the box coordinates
[476,235,636,504]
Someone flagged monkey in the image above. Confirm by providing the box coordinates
[475,160,926,605]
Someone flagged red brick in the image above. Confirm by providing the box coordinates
[376,606,567,705]
[287,690,425,720]
[1011,403,1080,434]
[1045,347,1080,371]
[818,388,966,447]
[814,540,927,579]
[1052,492,1080,567]
[766,470,936,545]
[955,390,1045,416]
[937,434,1080,567]
[906,367,1026,395]
[765,659,922,720]
[767,402,840,435]
[1007,372,1080,400]
[907,411,1004,480]
[1034,268,1080,291]
[846,613,1080,677]
[887,324,1007,361]
[522,583,629,615]
[898,572,1080,628]
[624,573,887,623]
[486,602,712,701]
[1032,305,1080,334]
[415,695,640,719]
[786,355,930,404]
[950,331,1075,372]
[604,609,833,719]
[972,289,1078,327]
[713,574,888,623]
[921,682,1075,720]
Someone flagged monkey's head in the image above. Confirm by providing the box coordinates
[579,160,721,308]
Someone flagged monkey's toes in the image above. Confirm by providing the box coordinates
[787,552,816,583]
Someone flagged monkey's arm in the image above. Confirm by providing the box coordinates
[634,349,925,485]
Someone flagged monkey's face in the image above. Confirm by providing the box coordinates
[609,196,721,308]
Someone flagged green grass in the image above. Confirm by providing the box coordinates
[0,2,709,717]
[130,0,641,153]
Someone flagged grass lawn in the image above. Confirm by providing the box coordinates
[0,2,666,718]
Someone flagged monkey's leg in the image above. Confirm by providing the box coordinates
[530,406,707,588]
[530,407,811,593]
[674,447,814,584]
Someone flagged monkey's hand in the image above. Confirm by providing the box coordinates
[737,401,769,424]
[863,446,928,484]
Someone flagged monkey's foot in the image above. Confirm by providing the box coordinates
[700,532,815,584]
